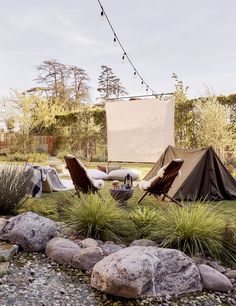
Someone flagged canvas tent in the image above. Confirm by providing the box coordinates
[145,145,236,201]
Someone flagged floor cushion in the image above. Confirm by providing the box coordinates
[87,169,109,180]
[108,169,141,181]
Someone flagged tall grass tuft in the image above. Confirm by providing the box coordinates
[61,193,136,243]
[130,206,158,238]
[149,203,227,258]
[0,163,33,213]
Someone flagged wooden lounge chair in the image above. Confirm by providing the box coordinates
[64,155,99,195]
[137,159,184,206]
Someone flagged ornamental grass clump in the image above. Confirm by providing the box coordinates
[130,206,158,238]
[0,163,33,213]
[149,203,227,259]
[62,193,136,243]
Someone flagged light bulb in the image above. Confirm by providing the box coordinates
[134,71,137,78]
[100,10,104,21]
[113,36,117,46]
[141,80,144,87]
[122,53,126,63]
[146,86,149,92]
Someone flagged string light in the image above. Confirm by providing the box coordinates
[113,35,117,46]
[100,8,104,20]
[97,0,156,95]
[122,52,126,63]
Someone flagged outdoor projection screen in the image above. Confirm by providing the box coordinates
[105,98,174,162]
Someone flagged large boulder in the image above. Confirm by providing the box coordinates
[46,237,81,266]
[198,264,233,292]
[72,246,104,270]
[91,246,202,298]
[0,212,57,252]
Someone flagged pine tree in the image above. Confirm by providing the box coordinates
[97,65,127,99]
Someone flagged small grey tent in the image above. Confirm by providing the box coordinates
[145,146,236,201]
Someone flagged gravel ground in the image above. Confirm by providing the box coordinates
[1,252,236,306]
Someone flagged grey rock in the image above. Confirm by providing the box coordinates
[0,212,57,252]
[206,261,226,273]
[0,242,18,262]
[101,243,123,256]
[72,246,103,270]
[79,238,99,248]
[91,246,202,298]
[45,237,81,266]
[130,239,157,247]
[0,218,8,234]
[198,264,233,292]
[225,270,236,279]
[0,262,9,276]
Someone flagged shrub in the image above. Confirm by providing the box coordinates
[61,193,136,242]
[222,219,236,263]
[149,203,226,258]
[7,152,48,163]
[130,206,158,238]
[0,163,33,213]
[56,150,84,161]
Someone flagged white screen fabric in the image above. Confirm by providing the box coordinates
[105,98,174,162]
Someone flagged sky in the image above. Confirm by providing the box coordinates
[0,0,236,102]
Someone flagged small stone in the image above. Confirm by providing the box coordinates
[224,270,236,279]
[0,243,18,262]
[130,239,157,247]
[79,238,99,248]
[0,262,9,276]
[72,246,103,270]
[198,264,233,292]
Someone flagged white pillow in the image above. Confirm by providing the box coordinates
[87,169,109,180]
[108,169,141,181]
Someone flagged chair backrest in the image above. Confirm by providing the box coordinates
[148,159,184,196]
[64,156,98,194]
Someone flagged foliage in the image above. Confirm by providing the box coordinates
[223,219,236,249]
[172,73,194,148]
[130,206,158,238]
[61,193,136,242]
[148,203,226,259]
[18,197,60,220]
[6,152,48,163]
[34,59,90,107]
[193,94,235,152]
[0,164,33,213]
[5,117,15,132]
[97,65,128,99]
[55,107,106,160]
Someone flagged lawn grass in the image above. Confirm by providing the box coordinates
[15,160,236,220]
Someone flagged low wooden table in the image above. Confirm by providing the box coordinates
[109,188,134,206]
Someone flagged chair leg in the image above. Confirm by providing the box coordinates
[137,191,149,204]
[163,193,182,207]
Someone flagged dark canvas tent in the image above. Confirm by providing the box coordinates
[145,145,236,201]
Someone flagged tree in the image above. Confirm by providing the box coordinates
[97,65,128,99]
[193,94,235,154]
[172,73,194,148]
[29,59,90,108]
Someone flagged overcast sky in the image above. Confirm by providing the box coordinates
[0,0,236,102]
